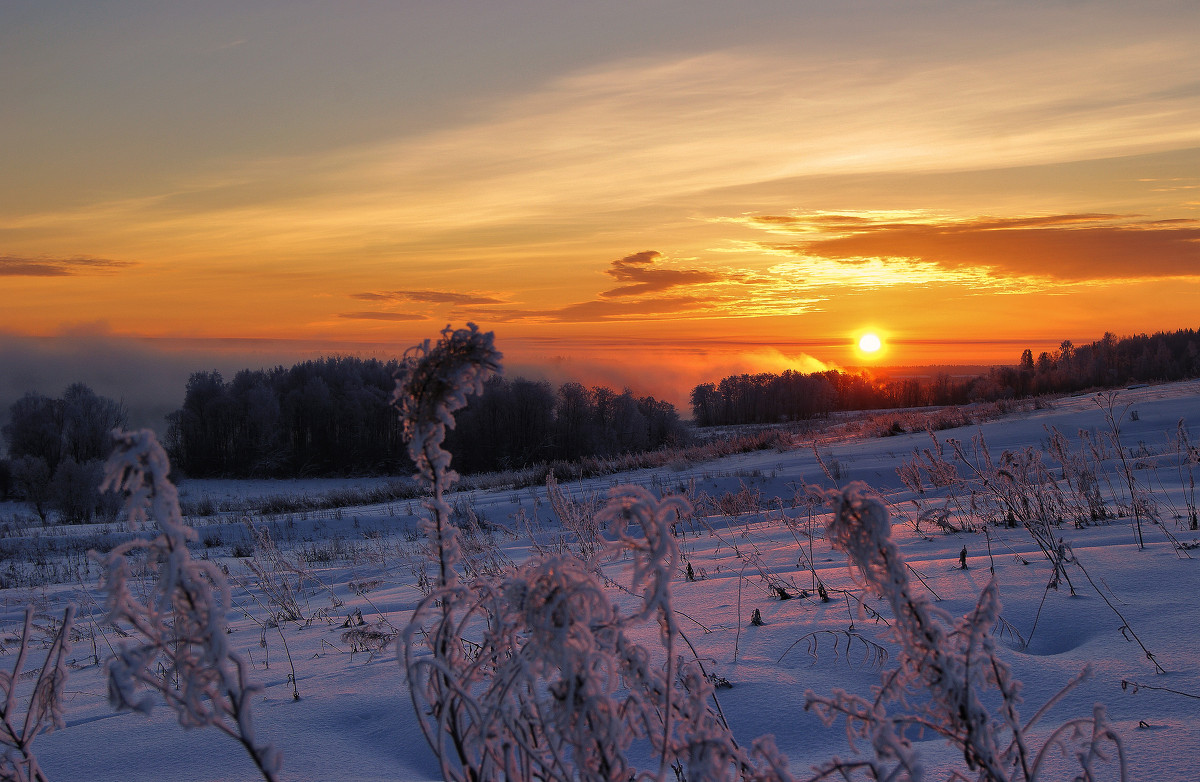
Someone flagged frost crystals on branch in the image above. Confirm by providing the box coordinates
[0,606,74,782]
[806,483,1125,782]
[392,322,503,592]
[95,430,280,782]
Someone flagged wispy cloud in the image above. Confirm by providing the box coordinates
[453,251,816,323]
[547,295,709,322]
[454,296,718,324]
[13,36,1200,262]
[0,255,134,277]
[351,289,506,305]
[335,311,428,321]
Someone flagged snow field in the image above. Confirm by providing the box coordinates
[3,381,1199,779]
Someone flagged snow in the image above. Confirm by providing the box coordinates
[4,381,1200,780]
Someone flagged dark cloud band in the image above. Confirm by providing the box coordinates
[753,213,1200,281]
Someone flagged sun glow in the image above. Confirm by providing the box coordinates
[858,333,883,354]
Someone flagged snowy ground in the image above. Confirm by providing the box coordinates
[4,381,1200,780]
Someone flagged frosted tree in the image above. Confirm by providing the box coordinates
[95,430,280,781]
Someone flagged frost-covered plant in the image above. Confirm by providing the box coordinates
[0,606,74,782]
[392,323,503,590]
[806,482,1125,782]
[545,472,605,562]
[1175,419,1199,530]
[896,433,970,534]
[241,519,308,623]
[449,499,515,579]
[95,430,280,782]
[240,517,343,625]
[945,436,1076,593]
[1096,391,1146,548]
[1045,426,1109,526]
[398,326,792,782]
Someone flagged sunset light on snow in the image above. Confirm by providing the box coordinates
[3,1,1200,407]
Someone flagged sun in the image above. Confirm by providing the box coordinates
[858,332,883,354]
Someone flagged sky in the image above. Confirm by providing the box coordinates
[3,0,1200,417]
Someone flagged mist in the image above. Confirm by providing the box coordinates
[0,332,305,438]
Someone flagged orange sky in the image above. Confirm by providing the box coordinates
[3,2,1200,409]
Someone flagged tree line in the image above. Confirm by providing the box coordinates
[444,377,685,474]
[691,328,1200,426]
[3,361,686,517]
[7,328,1197,516]
[164,357,406,478]
[999,329,1200,396]
[690,369,962,427]
[163,357,685,478]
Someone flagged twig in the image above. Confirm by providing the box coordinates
[734,561,749,663]
[1121,679,1200,699]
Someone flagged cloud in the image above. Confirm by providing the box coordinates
[734,212,1200,283]
[0,255,134,276]
[547,295,709,322]
[351,289,506,305]
[336,312,428,321]
[743,212,1120,235]
[471,288,823,324]
[449,249,831,324]
[449,250,810,324]
[599,251,725,298]
[458,296,712,324]
[10,28,1199,311]
[769,256,1037,295]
